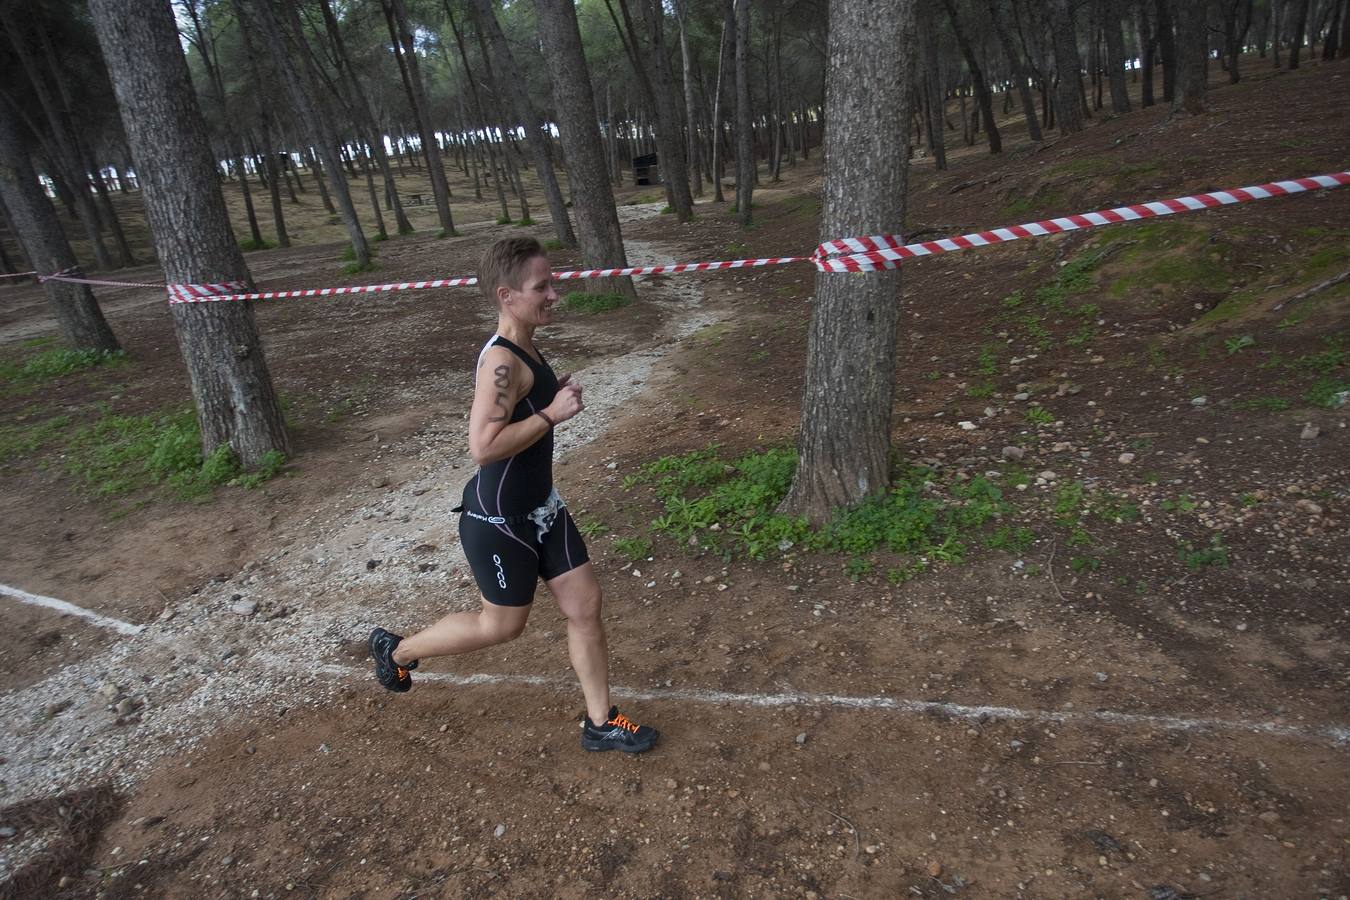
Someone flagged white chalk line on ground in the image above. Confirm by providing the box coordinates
[313,663,1350,748]
[0,581,143,636]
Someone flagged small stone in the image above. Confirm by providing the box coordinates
[1191,396,1207,406]
[665,778,679,790]
[97,682,121,700]
[757,761,771,772]
[927,860,943,878]
[1258,810,1280,824]
[1236,622,1248,632]
[230,600,257,617]
[1295,499,1323,516]
[370,477,388,488]
[221,856,234,867]
[1052,441,1071,452]
[1013,392,1030,401]
[795,732,808,744]
[1300,423,1319,440]
[0,826,16,838]
[1095,672,1108,683]
[1002,446,1025,460]
[1038,470,1057,481]
[438,723,449,733]
[114,698,137,717]
[366,559,381,571]
[1118,452,1136,464]
[494,824,507,838]
[58,875,72,888]
[1195,436,1209,444]
[958,421,977,431]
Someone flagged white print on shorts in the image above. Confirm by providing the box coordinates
[493,554,507,589]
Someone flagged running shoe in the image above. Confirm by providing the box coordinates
[368,627,417,692]
[580,706,659,753]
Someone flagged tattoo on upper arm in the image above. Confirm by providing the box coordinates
[487,364,511,422]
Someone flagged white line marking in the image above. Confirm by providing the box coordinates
[315,664,1350,748]
[0,582,143,635]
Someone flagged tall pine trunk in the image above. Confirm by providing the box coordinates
[1173,0,1209,113]
[941,0,1002,153]
[469,0,576,247]
[781,0,916,523]
[533,0,636,299]
[0,106,120,351]
[1102,0,1132,111]
[1051,0,1085,132]
[384,0,456,235]
[88,0,289,466]
[734,0,754,225]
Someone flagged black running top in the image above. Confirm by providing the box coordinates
[462,335,558,516]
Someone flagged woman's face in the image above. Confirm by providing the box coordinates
[501,255,557,327]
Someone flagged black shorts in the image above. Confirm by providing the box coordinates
[458,508,590,606]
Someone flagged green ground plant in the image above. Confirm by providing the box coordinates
[1177,533,1229,569]
[628,445,1011,573]
[0,414,71,464]
[1025,406,1055,425]
[613,536,652,562]
[560,292,632,315]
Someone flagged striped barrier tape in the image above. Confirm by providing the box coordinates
[0,270,38,280]
[23,170,1349,303]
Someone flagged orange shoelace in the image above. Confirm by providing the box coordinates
[395,666,411,680]
[607,713,640,733]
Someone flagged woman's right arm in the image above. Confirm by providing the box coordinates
[467,347,582,465]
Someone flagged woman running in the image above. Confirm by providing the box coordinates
[368,236,658,754]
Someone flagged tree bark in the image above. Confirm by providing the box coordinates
[0,105,120,351]
[941,0,1002,153]
[444,3,511,223]
[734,0,754,225]
[87,0,288,466]
[1173,0,1209,113]
[711,0,734,202]
[992,0,1043,141]
[1290,0,1311,66]
[1101,0,1132,111]
[468,0,576,246]
[780,0,915,523]
[533,0,636,299]
[675,0,705,196]
[606,0,695,221]
[1138,0,1157,106]
[1155,0,1177,98]
[383,0,456,235]
[1051,0,1086,132]
[316,0,412,235]
[1,8,114,271]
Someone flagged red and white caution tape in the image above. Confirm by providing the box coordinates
[22,169,1349,303]
[812,171,1350,272]
[0,270,38,280]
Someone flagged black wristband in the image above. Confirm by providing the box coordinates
[536,410,556,428]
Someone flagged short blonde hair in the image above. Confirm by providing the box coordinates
[478,237,546,305]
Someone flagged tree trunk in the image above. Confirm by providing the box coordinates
[991,0,1043,141]
[1173,0,1209,113]
[606,0,695,221]
[676,0,705,196]
[468,0,576,246]
[88,0,289,466]
[1102,0,1132,111]
[444,4,511,223]
[248,0,369,265]
[1,9,114,271]
[734,0,754,225]
[1155,0,1177,99]
[0,106,120,351]
[780,0,915,523]
[383,0,456,235]
[1138,0,1157,106]
[1051,0,1086,132]
[1290,0,1312,66]
[533,0,636,299]
[941,0,1002,153]
[711,0,733,202]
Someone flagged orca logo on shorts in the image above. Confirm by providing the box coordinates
[492,553,507,589]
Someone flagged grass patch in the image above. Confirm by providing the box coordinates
[543,238,564,251]
[1025,406,1055,425]
[63,408,284,502]
[238,238,274,252]
[0,415,70,464]
[612,536,652,562]
[496,215,513,225]
[629,445,1010,573]
[517,217,535,226]
[0,348,127,393]
[560,292,633,315]
[341,260,378,275]
[1177,533,1229,569]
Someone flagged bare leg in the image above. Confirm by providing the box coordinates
[547,562,610,725]
[392,598,530,665]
